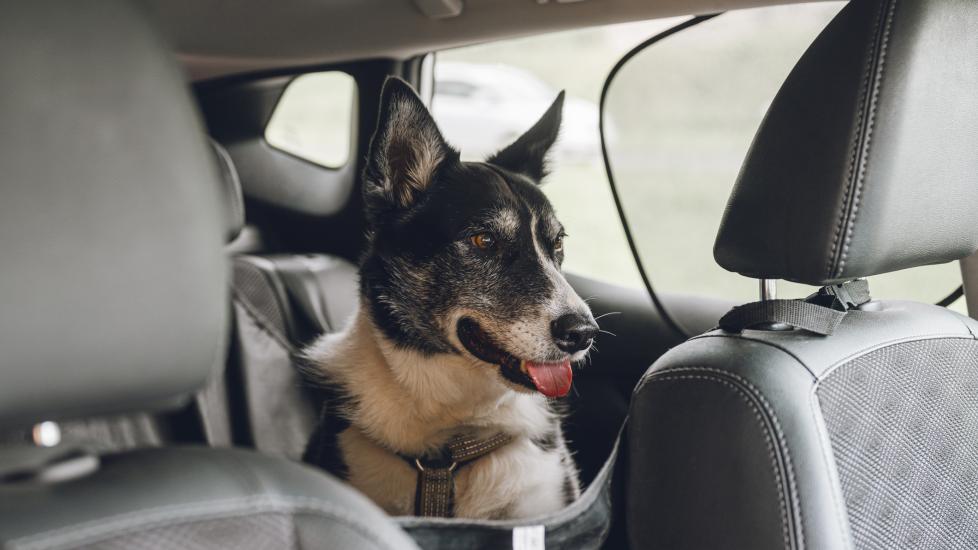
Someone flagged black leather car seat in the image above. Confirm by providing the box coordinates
[0,3,417,548]
[626,0,978,548]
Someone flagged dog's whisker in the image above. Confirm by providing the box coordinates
[598,329,617,337]
[593,311,622,321]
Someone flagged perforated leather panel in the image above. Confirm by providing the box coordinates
[818,337,978,549]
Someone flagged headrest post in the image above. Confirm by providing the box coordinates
[759,279,777,301]
[960,252,978,321]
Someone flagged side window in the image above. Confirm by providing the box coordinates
[431,22,685,288]
[603,3,963,306]
[265,71,357,168]
[436,80,478,98]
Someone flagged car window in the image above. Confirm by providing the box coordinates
[602,3,964,308]
[433,21,685,288]
[437,80,477,98]
[265,71,357,168]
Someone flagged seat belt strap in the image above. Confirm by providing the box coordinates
[719,279,870,336]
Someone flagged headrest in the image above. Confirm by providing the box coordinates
[0,2,227,427]
[714,0,978,286]
[210,139,246,242]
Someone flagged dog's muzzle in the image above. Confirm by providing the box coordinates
[456,317,576,398]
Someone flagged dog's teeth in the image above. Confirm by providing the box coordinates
[519,360,528,375]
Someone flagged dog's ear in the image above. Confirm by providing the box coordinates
[487,91,564,182]
[363,77,456,212]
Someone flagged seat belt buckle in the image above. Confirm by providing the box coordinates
[807,279,871,311]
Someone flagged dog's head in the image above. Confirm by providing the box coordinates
[359,77,597,398]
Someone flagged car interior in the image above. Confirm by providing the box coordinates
[2,0,978,549]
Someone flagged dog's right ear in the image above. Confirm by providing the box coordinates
[363,77,457,215]
[486,91,564,183]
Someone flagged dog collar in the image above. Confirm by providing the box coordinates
[400,432,513,518]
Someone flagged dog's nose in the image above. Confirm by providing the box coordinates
[551,313,599,354]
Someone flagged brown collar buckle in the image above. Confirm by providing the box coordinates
[413,457,457,473]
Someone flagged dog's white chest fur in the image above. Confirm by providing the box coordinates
[304,307,579,519]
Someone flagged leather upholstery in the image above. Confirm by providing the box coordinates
[714,0,978,286]
[212,139,246,242]
[0,4,418,550]
[627,301,978,549]
[0,447,419,549]
[0,0,227,428]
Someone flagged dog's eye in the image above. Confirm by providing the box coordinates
[553,236,564,253]
[470,233,496,250]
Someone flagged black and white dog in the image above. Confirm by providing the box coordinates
[303,77,598,520]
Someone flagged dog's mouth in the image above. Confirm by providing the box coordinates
[456,317,572,398]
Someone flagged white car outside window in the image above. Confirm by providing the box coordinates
[432,61,601,162]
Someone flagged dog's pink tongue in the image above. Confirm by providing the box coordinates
[524,360,573,398]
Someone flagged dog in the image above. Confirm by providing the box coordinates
[302,77,599,520]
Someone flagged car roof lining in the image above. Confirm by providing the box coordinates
[139,0,826,81]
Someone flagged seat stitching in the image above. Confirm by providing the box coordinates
[809,392,853,542]
[813,333,974,386]
[951,311,978,340]
[834,0,898,278]
[9,495,395,550]
[807,330,978,539]
[827,0,882,278]
[642,373,792,549]
[638,368,800,549]
[686,332,818,380]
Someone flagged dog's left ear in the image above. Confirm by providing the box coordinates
[487,91,564,182]
[363,77,457,213]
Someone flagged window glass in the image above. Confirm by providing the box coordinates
[434,6,963,308]
[602,4,963,306]
[433,20,685,288]
[265,71,356,168]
